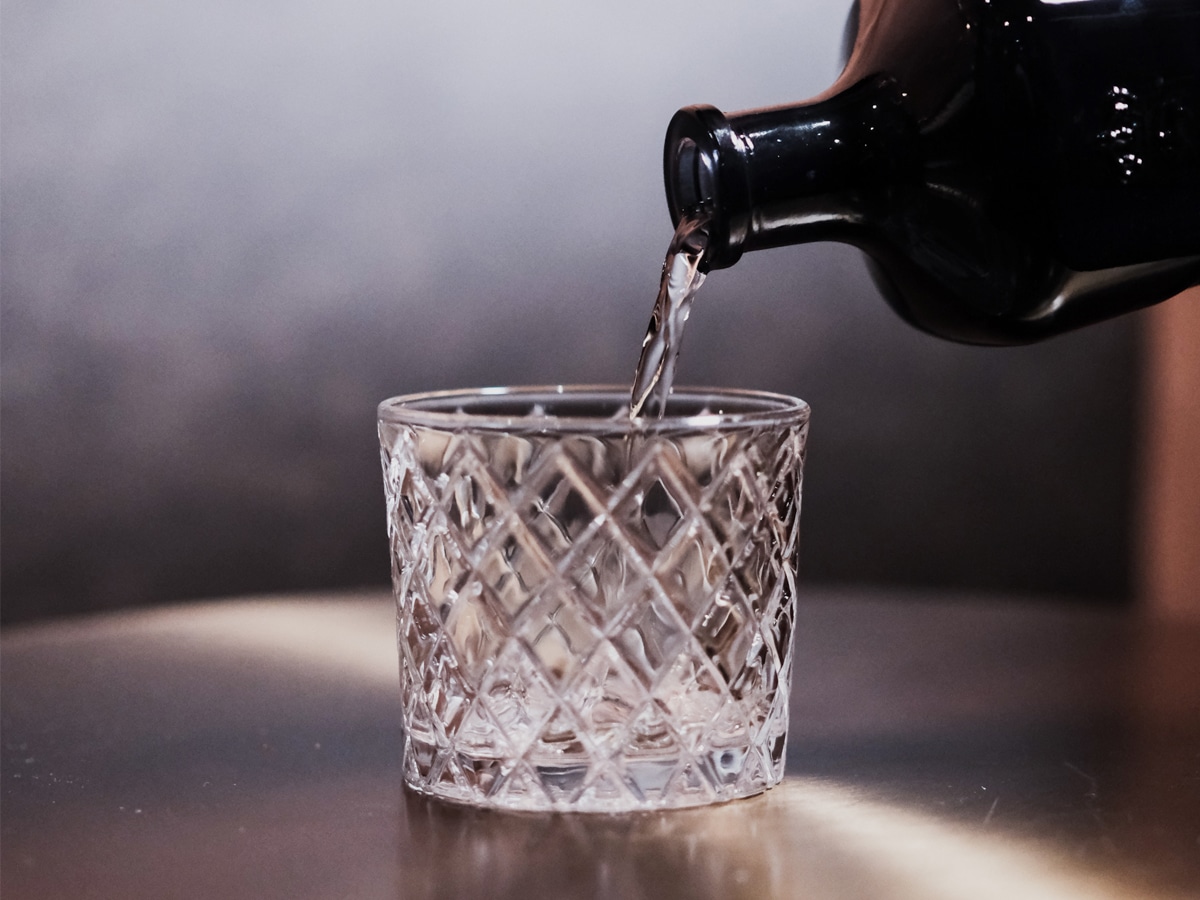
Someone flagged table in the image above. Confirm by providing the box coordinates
[3,591,1198,899]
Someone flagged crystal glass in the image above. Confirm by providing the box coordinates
[378,386,810,812]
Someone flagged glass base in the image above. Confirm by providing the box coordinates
[401,740,786,813]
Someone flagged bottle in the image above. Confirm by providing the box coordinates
[663,0,1200,345]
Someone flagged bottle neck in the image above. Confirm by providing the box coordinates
[664,77,919,270]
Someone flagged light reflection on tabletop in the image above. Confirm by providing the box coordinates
[399,777,1163,900]
[2,592,1197,899]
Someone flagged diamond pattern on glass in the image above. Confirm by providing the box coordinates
[652,522,732,625]
[692,588,757,692]
[702,457,764,565]
[513,449,609,557]
[470,527,552,622]
[515,585,603,688]
[563,639,649,756]
[444,444,509,546]
[442,582,506,685]
[611,450,700,556]
[612,588,691,689]
[474,640,558,755]
[381,396,807,811]
[563,523,653,623]
[651,644,729,753]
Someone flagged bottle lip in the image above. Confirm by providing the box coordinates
[663,104,748,270]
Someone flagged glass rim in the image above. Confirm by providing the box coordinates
[377,384,809,434]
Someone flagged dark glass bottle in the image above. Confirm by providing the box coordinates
[663,0,1200,344]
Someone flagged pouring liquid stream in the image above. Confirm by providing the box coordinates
[629,211,712,418]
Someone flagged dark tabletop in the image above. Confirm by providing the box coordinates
[3,591,1198,899]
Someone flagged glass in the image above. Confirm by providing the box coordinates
[378,385,810,812]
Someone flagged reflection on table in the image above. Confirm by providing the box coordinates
[2,592,1197,899]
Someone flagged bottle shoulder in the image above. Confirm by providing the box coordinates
[662,0,1200,343]
[837,0,1200,268]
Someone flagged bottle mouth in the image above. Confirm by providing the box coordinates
[669,137,717,212]
[663,104,747,270]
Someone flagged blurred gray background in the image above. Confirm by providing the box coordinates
[1,0,1140,623]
